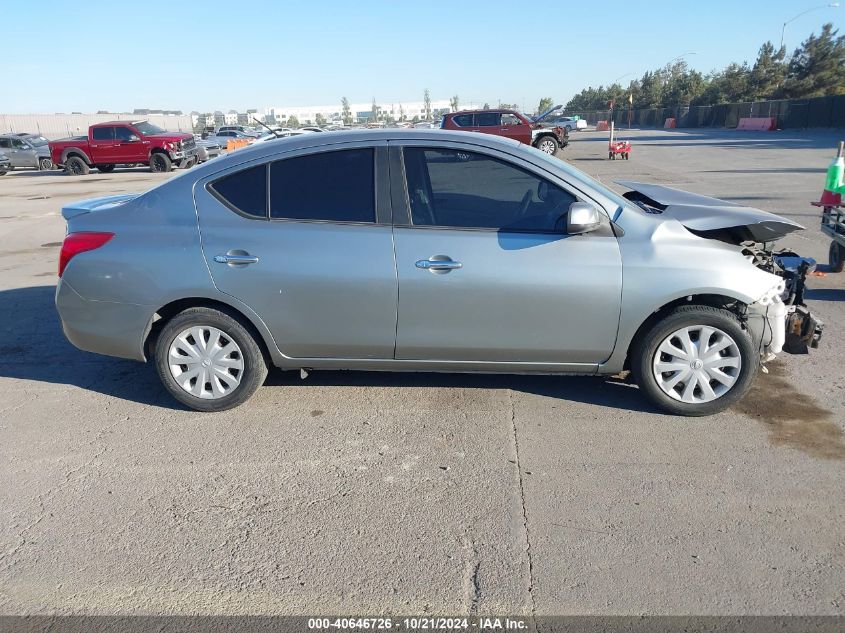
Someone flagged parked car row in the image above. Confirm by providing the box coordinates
[0,108,590,177]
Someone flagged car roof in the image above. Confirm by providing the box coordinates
[0,132,37,138]
[447,109,519,116]
[92,120,147,126]
[193,129,524,172]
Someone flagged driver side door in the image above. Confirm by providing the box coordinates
[391,144,623,365]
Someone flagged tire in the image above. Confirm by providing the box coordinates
[829,241,845,273]
[0,171,6,176]
[149,152,172,173]
[65,156,89,176]
[96,164,115,173]
[631,305,759,416]
[154,307,268,412]
[534,135,559,155]
[38,157,53,170]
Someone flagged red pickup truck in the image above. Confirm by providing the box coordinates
[49,120,198,175]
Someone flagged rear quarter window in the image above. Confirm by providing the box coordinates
[208,164,267,218]
[451,114,474,127]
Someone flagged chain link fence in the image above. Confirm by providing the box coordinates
[566,95,845,129]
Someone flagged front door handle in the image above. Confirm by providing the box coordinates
[416,257,462,271]
[214,252,259,265]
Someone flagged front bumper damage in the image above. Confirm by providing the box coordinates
[747,255,824,360]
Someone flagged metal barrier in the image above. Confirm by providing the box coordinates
[568,95,845,130]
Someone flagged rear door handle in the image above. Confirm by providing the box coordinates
[416,258,462,271]
[214,253,259,265]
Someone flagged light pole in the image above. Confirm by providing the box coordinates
[781,3,839,48]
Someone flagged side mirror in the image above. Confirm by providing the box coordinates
[125,135,140,142]
[566,201,602,234]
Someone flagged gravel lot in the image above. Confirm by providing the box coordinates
[0,129,843,616]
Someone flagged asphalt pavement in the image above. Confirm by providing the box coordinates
[0,129,843,616]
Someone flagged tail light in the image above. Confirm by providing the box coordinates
[59,232,114,277]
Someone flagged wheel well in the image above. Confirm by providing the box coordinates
[622,294,747,371]
[144,297,271,362]
[65,151,90,165]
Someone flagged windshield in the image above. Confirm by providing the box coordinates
[26,135,49,147]
[133,122,167,136]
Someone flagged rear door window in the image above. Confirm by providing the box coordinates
[208,164,268,218]
[451,114,474,127]
[270,148,375,223]
[475,112,501,127]
[92,127,114,141]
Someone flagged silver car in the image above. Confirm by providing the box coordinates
[0,133,53,170]
[55,129,822,414]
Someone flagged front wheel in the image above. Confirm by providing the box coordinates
[534,136,559,155]
[154,307,268,412]
[632,305,758,416]
[829,240,845,273]
[149,152,172,173]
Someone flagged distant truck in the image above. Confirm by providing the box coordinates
[49,120,197,175]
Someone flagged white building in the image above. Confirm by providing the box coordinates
[265,99,452,125]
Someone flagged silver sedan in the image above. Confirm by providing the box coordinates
[54,129,821,414]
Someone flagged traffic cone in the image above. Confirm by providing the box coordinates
[816,141,844,206]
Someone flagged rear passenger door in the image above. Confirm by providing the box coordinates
[89,126,119,163]
[194,143,398,359]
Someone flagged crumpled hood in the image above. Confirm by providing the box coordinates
[616,180,804,242]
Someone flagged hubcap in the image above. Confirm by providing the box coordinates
[652,325,741,404]
[540,140,555,154]
[168,326,244,399]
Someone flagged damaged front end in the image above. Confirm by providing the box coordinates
[618,180,824,358]
[743,249,823,355]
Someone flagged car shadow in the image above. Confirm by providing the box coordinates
[0,284,656,413]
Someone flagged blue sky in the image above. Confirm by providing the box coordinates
[2,0,842,113]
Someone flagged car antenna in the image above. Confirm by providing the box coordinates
[253,117,282,138]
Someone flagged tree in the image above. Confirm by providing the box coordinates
[449,95,460,112]
[779,23,845,98]
[412,115,420,123]
[371,98,379,122]
[749,41,787,99]
[424,89,432,119]
[286,115,300,128]
[315,113,326,127]
[537,97,554,114]
[399,104,405,122]
[341,96,352,125]
[482,102,490,110]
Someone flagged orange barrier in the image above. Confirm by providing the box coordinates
[736,117,776,131]
[664,118,676,128]
[226,139,250,151]
[595,121,609,131]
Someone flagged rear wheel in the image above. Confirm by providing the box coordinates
[65,156,89,176]
[829,240,845,273]
[38,157,53,170]
[632,305,758,416]
[154,307,268,412]
[534,135,559,155]
[96,164,115,173]
[149,152,172,173]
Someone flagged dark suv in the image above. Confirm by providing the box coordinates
[440,109,568,155]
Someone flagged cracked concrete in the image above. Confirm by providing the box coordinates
[1,129,844,615]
